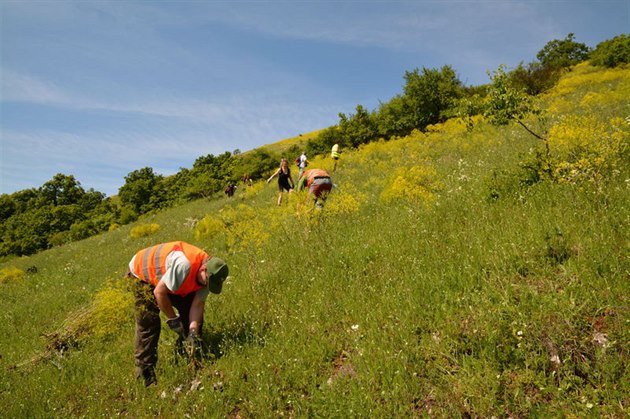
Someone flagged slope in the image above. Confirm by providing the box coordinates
[1,63,629,417]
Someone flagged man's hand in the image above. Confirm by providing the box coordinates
[185,330,203,366]
[166,316,186,338]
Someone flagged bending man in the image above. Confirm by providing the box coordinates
[127,241,229,386]
[297,168,333,208]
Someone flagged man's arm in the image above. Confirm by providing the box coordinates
[297,175,306,191]
[188,293,206,335]
[153,280,177,319]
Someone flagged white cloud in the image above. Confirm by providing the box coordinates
[1,71,74,104]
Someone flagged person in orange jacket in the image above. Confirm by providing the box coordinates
[297,168,333,208]
[127,241,229,386]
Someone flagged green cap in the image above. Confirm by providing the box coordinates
[204,257,229,294]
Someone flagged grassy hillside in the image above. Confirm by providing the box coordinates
[1,63,629,417]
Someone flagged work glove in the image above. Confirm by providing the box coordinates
[185,330,203,368]
[166,316,186,338]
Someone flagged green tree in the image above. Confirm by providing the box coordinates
[1,207,53,255]
[183,152,235,199]
[118,167,165,214]
[536,33,590,69]
[375,95,409,138]
[308,126,340,157]
[508,61,561,95]
[338,104,378,148]
[402,65,463,130]
[39,173,85,206]
[590,34,630,67]
[0,194,16,222]
[484,65,546,142]
[236,149,279,181]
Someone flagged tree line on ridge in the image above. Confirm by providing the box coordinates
[1,34,628,258]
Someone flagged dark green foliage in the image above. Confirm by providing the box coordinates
[0,193,17,221]
[338,104,379,148]
[536,33,590,69]
[0,174,115,256]
[544,228,572,265]
[184,152,235,199]
[484,65,546,142]
[39,173,86,206]
[235,148,279,181]
[374,95,410,138]
[1,34,623,259]
[118,167,165,214]
[118,206,138,224]
[590,34,630,67]
[402,65,463,129]
[308,65,463,154]
[306,126,339,156]
[508,61,562,95]
[484,147,553,202]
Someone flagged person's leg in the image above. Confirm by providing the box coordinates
[277,184,284,205]
[311,180,332,208]
[133,281,160,386]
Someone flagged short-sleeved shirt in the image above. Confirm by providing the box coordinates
[299,154,308,168]
[129,251,210,301]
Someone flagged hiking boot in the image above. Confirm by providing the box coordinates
[135,366,157,387]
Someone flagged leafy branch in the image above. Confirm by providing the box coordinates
[484,65,547,142]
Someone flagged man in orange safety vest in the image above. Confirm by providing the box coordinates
[127,241,229,386]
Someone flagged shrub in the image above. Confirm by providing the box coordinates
[380,164,443,205]
[508,61,562,95]
[194,214,226,240]
[547,115,629,184]
[129,223,161,238]
[322,187,364,218]
[590,34,630,68]
[46,280,134,351]
[220,204,270,254]
[536,33,590,69]
[0,266,25,285]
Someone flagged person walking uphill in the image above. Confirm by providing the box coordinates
[297,152,308,178]
[331,143,341,172]
[127,241,229,386]
[267,158,295,205]
[297,168,333,208]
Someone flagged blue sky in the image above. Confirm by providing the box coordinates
[1,1,628,197]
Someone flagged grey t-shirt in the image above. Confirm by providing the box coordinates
[129,250,209,301]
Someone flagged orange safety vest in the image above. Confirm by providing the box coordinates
[304,169,330,187]
[132,241,209,296]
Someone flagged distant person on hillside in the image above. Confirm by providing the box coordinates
[297,168,333,208]
[241,173,253,187]
[224,183,236,198]
[331,143,341,172]
[267,158,295,205]
[127,241,229,387]
[297,152,308,178]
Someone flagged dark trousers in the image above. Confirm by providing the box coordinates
[132,280,200,384]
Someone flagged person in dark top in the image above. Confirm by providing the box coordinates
[266,158,295,205]
[224,183,235,197]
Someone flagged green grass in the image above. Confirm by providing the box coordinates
[1,64,629,417]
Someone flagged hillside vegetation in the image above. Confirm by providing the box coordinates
[3,34,627,259]
[1,62,629,417]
